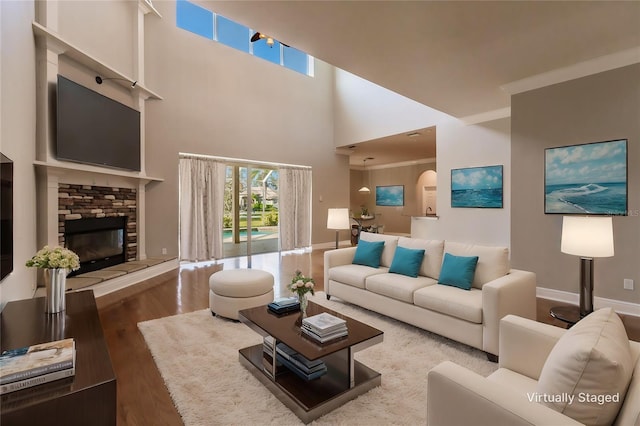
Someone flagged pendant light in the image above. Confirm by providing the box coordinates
[358,158,373,193]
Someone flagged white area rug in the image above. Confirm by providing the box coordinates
[138,293,497,425]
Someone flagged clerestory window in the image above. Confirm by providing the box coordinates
[176,0,314,76]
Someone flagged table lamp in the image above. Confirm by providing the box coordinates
[561,216,614,318]
[327,208,351,249]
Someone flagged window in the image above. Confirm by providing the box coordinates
[176,0,213,40]
[216,15,250,53]
[283,46,309,75]
[176,0,313,76]
[253,39,281,65]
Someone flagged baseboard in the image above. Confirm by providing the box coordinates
[91,259,179,298]
[537,287,640,317]
[311,240,352,250]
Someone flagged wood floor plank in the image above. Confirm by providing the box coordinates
[97,249,639,425]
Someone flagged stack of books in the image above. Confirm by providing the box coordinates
[267,297,300,315]
[301,312,348,344]
[275,342,327,381]
[0,338,76,394]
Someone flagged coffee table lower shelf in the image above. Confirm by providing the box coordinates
[239,344,381,424]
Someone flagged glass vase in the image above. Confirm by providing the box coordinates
[298,292,308,318]
[43,268,68,314]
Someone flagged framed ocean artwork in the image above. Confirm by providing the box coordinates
[376,185,404,206]
[545,139,627,215]
[451,165,503,208]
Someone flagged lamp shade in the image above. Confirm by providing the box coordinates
[327,208,351,230]
[358,186,371,193]
[561,216,614,258]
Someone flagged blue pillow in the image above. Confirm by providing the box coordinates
[389,246,425,278]
[438,253,479,290]
[352,240,385,268]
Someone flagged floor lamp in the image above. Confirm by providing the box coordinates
[327,208,351,249]
[561,216,614,318]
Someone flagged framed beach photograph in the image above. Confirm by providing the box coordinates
[376,185,404,206]
[545,139,627,215]
[451,165,503,208]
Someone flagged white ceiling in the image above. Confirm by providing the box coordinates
[207,1,640,165]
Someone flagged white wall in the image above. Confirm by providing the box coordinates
[511,65,639,304]
[57,0,135,77]
[333,69,450,146]
[412,117,511,248]
[143,1,348,255]
[0,0,38,307]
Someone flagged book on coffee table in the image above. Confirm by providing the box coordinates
[268,297,300,314]
[302,313,348,343]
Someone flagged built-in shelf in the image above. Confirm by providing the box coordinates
[34,160,163,184]
[32,22,163,100]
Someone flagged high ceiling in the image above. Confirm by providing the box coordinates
[208,1,640,165]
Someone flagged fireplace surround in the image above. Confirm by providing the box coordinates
[58,184,138,276]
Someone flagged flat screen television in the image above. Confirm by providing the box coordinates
[1,153,13,281]
[56,75,141,171]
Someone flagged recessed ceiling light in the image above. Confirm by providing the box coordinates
[407,132,421,138]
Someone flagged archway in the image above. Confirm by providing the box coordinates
[417,170,437,216]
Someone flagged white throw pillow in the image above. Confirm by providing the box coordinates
[536,308,633,426]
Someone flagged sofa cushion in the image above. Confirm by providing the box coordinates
[444,241,509,289]
[438,253,478,290]
[413,285,483,324]
[359,232,399,268]
[398,237,444,279]
[365,273,436,304]
[389,246,425,278]
[536,307,633,426]
[328,264,388,289]
[352,239,385,268]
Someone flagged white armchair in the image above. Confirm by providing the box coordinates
[427,313,640,426]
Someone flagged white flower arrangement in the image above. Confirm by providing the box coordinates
[25,245,80,271]
[288,270,315,297]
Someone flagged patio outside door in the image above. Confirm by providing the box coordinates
[223,164,279,260]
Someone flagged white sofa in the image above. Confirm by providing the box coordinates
[324,232,537,359]
[427,311,640,426]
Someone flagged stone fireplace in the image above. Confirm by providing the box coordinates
[58,184,137,275]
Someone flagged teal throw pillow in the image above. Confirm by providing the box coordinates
[438,253,479,290]
[352,240,385,268]
[389,246,425,278]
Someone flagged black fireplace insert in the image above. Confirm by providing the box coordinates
[65,216,127,276]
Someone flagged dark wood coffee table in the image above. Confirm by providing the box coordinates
[238,300,383,424]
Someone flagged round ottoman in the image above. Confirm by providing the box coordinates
[209,269,274,320]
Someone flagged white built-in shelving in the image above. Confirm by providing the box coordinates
[32,22,162,100]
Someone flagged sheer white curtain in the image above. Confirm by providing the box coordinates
[179,156,226,261]
[279,167,312,251]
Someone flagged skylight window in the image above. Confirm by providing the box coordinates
[176,0,313,76]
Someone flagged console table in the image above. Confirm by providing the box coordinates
[1,290,116,425]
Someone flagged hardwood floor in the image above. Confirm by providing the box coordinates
[97,248,639,426]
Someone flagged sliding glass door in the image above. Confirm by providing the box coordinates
[223,164,279,259]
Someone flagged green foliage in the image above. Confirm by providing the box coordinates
[264,212,278,226]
